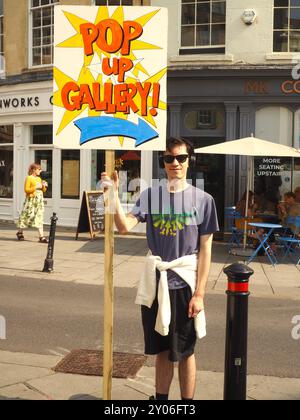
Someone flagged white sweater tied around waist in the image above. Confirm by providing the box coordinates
[135,253,206,339]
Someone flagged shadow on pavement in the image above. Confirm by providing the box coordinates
[69,394,102,400]
[77,235,148,256]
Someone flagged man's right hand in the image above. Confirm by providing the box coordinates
[101,171,119,192]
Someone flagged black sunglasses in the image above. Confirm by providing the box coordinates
[163,154,189,164]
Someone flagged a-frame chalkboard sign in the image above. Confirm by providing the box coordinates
[76,191,105,240]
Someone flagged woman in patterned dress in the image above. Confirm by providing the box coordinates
[16,163,48,243]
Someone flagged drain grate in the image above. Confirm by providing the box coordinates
[53,350,147,378]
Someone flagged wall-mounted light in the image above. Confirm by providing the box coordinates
[241,9,257,25]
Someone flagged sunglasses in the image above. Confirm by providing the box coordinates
[163,154,189,164]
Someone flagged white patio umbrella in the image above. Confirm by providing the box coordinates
[195,135,300,249]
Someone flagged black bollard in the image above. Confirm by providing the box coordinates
[43,213,58,273]
[223,263,254,401]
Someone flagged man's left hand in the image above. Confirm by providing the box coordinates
[188,295,204,318]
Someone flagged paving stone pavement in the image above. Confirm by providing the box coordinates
[1,223,300,400]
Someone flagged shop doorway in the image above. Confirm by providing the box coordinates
[92,150,141,204]
[188,137,226,230]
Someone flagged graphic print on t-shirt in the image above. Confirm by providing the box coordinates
[152,211,196,237]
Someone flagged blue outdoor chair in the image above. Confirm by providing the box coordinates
[279,216,300,265]
[225,207,243,251]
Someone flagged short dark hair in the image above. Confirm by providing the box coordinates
[165,137,194,155]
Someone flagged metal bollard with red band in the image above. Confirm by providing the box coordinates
[223,263,254,400]
[43,213,58,273]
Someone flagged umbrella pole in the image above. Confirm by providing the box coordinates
[243,157,251,249]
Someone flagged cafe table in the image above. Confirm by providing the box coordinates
[247,222,282,266]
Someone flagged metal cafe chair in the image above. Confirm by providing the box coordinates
[278,216,300,265]
[225,207,243,251]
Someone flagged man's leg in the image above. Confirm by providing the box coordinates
[178,354,196,400]
[156,350,174,397]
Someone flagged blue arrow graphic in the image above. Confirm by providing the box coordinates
[74,116,159,147]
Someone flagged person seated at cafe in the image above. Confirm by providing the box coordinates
[287,193,300,236]
[236,191,258,217]
[277,192,300,237]
[246,193,280,255]
[278,192,297,221]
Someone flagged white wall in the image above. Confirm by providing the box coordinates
[226,0,273,64]
[151,0,180,58]
[151,0,300,66]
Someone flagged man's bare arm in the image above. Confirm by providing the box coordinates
[101,171,139,234]
[114,194,139,234]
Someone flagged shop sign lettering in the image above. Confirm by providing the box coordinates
[281,80,300,95]
[0,95,53,113]
[244,81,269,94]
[256,158,284,177]
[0,97,39,109]
[0,161,5,167]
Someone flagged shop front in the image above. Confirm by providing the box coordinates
[166,67,300,230]
[0,81,87,226]
[2,71,299,231]
[0,81,150,231]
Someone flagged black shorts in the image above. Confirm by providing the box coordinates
[141,286,197,362]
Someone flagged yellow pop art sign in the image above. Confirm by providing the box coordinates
[53,5,168,150]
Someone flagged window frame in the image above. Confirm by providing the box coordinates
[273,0,300,53]
[180,0,226,53]
[92,0,133,5]
[29,0,59,69]
[0,125,14,200]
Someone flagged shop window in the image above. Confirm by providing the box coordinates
[274,0,300,52]
[294,158,300,190]
[92,150,141,203]
[32,125,53,198]
[0,125,13,144]
[0,125,13,199]
[32,125,53,144]
[256,106,293,147]
[30,0,59,67]
[255,157,294,212]
[0,147,13,199]
[180,0,226,54]
[184,109,225,132]
[294,110,300,190]
[61,150,80,200]
[94,0,133,5]
[35,150,53,199]
[0,0,4,76]
[254,106,300,209]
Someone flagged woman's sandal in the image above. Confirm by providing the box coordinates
[39,237,48,243]
[16,231,24,241]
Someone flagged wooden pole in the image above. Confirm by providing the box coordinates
[103,150,115,400]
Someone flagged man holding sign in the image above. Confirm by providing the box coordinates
[102,137,219,400]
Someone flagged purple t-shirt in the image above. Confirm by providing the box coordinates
[131,184,219,289]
